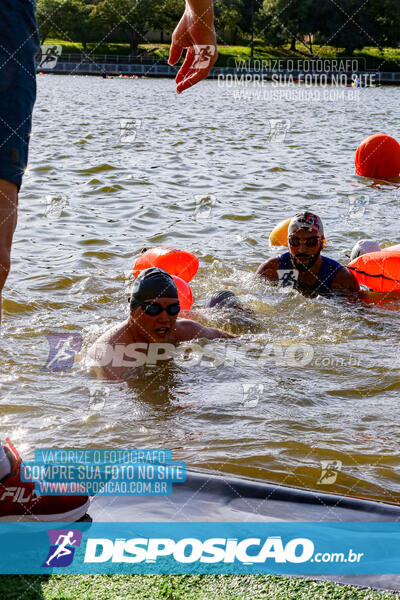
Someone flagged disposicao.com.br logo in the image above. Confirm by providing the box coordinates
[0,522,397,574]
[84,536,363,567]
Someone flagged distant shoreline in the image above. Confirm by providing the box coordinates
[36,66,400,86]
[40,39,400,72]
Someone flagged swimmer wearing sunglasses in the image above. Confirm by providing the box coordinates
[88,267,236,378]
[257,212,359,297]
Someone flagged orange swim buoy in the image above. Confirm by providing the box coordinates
[172,275,193,310]
[133,247,199,282]
[348,250,400,293]
[355,134,400,180]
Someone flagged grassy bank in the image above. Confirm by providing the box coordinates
[0,574,398,599]
[44,39,400,71]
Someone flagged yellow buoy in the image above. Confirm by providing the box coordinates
[269,217,326,247]
[269,217,292,247]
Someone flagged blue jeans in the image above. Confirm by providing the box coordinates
[0,0,39,188]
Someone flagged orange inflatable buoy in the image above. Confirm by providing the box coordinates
[348,250,400,293]
[133,247,199,283]
[355,134,400,180]
[172,275,193,310]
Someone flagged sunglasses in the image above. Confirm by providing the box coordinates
[288,235,321,248]
[140,302,180,317]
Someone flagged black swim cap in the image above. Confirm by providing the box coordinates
[130,268,178,311]
[204,290,242,309]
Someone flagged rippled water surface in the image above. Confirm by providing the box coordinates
[1,76,399,503]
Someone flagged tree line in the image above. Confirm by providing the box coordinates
[37,0,400,56]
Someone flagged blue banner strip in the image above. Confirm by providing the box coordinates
[0,522,399,575]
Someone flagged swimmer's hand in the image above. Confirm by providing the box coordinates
[168,0,217,94]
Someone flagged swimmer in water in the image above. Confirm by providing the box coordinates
[88,268,236,379]
[257,211,359,297]
[349,239,381,261]
[204,290,260,326]
[204,290,245,311]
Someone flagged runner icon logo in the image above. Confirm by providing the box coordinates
[42,529,82,568]
[88,385,110,411]
[43,333,83,372]
[267,119,291,143]
[317,460,342,485]
[44,194,68,220]
[194,194,217,220]
[342,194,369,220]
[119,119,142,143]
[242,383,264,408]
[278,269,299,288]
[36,45,62,70]
[192,45,216,70]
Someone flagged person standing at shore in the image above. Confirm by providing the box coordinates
[0,0,39,327]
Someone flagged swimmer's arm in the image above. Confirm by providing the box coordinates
[176,319,237,340]
[330,267,360,296]
[256,258,280,281]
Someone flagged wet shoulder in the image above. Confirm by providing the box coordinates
[174,319,204,342]
[92,321,130,347]
[257,256,280,278]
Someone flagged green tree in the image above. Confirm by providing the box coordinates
[94,0,169,56]
[36,0,100,50]
[36,0,72,44]
[214,0,243,44]
[260,0,317,53]
[315,0,382,55]
[370,0,400,46]
[154,0,184,34]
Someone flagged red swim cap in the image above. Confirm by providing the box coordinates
[355,134,400,180]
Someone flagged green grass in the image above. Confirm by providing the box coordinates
[44,39,400,70]
[0,574,398,600]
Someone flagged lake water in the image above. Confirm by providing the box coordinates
[1,75,399,504]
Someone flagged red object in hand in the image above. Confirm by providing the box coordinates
[355,133,400,180]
